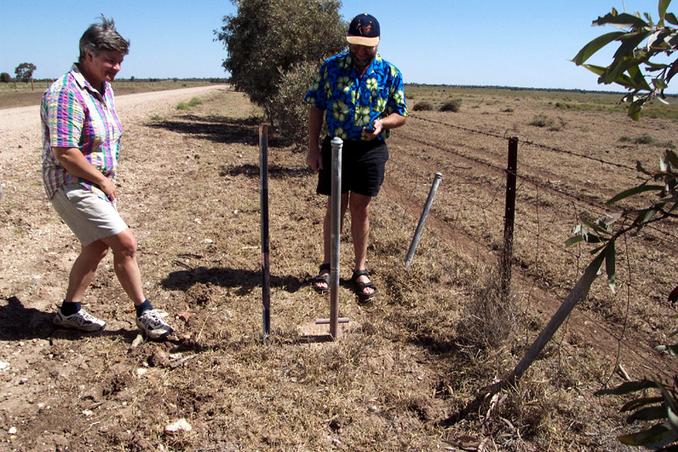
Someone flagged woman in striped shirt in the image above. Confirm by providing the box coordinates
[41,16,173,340]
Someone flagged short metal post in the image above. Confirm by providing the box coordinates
[405,172,443,268]
[259,124,271,343]
[329,137,343,339]
[501,137,518,303]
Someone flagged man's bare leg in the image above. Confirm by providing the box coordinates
[314,193,349,292]
[349,192,375,297]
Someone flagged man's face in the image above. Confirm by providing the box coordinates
[349,44,378,68]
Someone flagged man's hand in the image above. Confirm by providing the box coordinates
[362,119,384,141]
[306,146,323,172]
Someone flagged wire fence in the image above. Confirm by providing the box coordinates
[395,114,677,381]
[408,114,678,245]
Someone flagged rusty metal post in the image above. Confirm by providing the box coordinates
[329,137,343,339]
[500,137,518,303]
[259,124,271,343]
[405,172,443,268]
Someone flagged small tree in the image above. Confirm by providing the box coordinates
[216,0,345,143]
[0,72,11,83]
[14,63,36,83]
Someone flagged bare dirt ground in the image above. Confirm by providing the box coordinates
[0,85,676,450]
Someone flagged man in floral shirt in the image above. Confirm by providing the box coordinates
[305,13,408,302]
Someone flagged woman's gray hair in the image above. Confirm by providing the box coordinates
[78,15,130,62]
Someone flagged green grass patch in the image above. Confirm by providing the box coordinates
[176,97,203,110]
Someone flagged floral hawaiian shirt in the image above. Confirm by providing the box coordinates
[305,50,407,141]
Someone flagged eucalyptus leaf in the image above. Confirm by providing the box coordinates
[613,31,651,61]
[653,77,669,90]
[606,184,664,204]
[667,12,678,25]
[573,32,626,65]
[628,100,643,120]
[584,64,607,76]
[593,12,649,28]
[636,208,657,225]
[628,64,653,90]
[659,0,671,24]
[565,235,584,247]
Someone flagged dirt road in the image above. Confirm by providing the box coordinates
[0,84,226,137]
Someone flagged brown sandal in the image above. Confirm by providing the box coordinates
[311,263,331,294]
[351,269,377,303]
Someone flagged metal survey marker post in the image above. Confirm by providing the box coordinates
[328,137,343,338]
[259,124,271,343]
[405,172,443,268]
[313,137,349,340]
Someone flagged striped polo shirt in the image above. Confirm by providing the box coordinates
[41,64,122,199]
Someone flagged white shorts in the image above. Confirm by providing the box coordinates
[51,184,128,246]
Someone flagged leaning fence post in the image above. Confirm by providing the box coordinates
[405,172,443,268]
[259,124,271,343]
[329,137,343,339]
[500,137,518,303]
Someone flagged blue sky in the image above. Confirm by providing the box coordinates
[0,0,674,92]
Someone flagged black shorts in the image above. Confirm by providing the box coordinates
[316,137,389,197]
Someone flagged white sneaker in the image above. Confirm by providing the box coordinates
[136,309,174,340]
[53,307,106,332]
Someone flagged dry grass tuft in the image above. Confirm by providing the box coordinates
[455,265,517,350]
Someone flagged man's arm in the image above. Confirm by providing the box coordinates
[364,113,408,140]
[53,147,116,200]
[306,106,324,172]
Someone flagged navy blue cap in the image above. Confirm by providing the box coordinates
[347,13,380,46]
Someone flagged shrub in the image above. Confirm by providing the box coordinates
[529,114,566,131]
[216,0,345,117]
[439,99,462,112]
[268,61,318,148]
[0,72,11,83]
[412,101,433,111]
[528,114,551,128]
[618,133,674,148]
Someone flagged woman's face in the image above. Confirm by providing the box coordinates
[82,50,124,87]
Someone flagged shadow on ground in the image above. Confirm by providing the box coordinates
[220,163,312,179]
[0,296,136,342]
[161,266,303,295]
[147,114,288,147]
